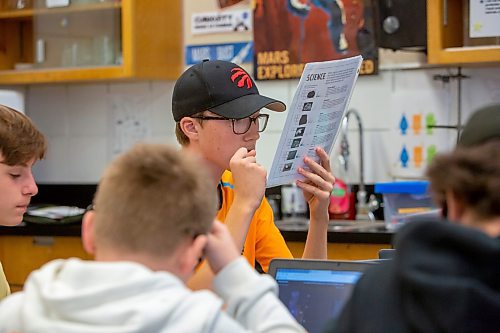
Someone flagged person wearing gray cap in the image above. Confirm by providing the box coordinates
[325,104,500,333]
[172,60,335,290]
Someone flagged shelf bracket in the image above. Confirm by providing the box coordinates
[429,67,470,143]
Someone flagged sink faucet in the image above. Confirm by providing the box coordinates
[340,109,375,221]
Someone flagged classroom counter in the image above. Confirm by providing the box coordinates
[276,219,393,244]
[0,220,393,244]
[0,220,393,291]
[0,220,393,243]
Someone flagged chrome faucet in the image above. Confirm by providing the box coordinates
[340,109,376,221]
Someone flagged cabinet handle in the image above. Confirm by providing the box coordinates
[32,236,55,247]
[443,0,448,26]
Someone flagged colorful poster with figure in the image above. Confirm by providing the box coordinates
[253,0,378,80]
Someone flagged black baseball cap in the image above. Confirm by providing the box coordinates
[172,59,286,122]
[458,104,500,147]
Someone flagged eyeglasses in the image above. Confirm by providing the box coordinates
[191,114,269,135]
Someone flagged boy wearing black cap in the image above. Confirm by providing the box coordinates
[172,60,334,289]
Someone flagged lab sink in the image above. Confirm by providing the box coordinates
[328,221,386,232]
[276,219,386,232]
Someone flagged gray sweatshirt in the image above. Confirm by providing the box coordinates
[0,257,305,333]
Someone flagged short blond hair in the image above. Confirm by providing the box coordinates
[0,104,46,165]
[93,143,217,257]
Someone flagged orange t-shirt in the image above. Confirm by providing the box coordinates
[217,170,293,272]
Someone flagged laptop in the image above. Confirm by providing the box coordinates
[378,248,396,260]
[268,259,374,333]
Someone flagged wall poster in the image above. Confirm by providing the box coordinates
[253,0,378,80]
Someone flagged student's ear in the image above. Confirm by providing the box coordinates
[445,190,465,222]
[179,234,207,278]
[179,117,200,142]
[82,211,96,255]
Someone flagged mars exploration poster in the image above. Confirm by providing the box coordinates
[253,0,378,80]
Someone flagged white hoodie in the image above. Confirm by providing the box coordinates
[0,257,304,333]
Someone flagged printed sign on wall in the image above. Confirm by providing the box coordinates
[185,42,253,65]
[191,10,252,35]
[469,0,500,38]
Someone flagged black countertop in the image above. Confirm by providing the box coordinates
[276,220,393,244]
[1,220,393,244]
[0,222,82,237]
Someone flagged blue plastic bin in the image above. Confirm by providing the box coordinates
[375,181,438,231]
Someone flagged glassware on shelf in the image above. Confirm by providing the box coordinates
[59,35,116,68]
[71,0,111,4]
[92,35,115,65]
[6,0,33,9]
[61,39,93,67]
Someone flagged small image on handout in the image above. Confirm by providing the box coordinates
[295,127,305,137]
[299,114,308,125]
[302,102,313,111]
[287,150,298,160]
[282,163,293,172]
[291,138,302,148]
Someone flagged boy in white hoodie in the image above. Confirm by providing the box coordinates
[0,143,304,333]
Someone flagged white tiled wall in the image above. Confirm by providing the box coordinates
[21,66,500,184]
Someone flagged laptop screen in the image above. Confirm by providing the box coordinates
[269,259,372,333]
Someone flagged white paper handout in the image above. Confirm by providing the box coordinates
[267,55,363,187]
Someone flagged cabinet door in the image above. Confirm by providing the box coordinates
[33,1,122,69]
[0,236,92,288]
[286,241,392,260]
[427,0,500,64]
[0,0,182,83]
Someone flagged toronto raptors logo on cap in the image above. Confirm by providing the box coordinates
[230,67,253,89]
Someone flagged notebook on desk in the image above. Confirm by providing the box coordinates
[268,259,374,333]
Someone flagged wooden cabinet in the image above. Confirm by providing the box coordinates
[427,0,500,65]
[286,241,392,260]
[0,235,92,291]
[0,0,182,84]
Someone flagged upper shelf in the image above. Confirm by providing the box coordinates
[0,2,121,19]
